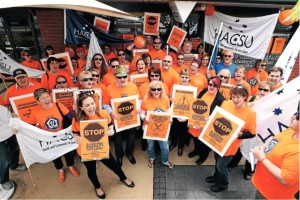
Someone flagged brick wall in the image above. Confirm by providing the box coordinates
[287,52,299,82]
[36,9,65,53]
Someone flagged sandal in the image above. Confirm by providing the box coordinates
[148,160,154,168]
[164,162,173,170]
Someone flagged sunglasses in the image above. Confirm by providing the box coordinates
[151,88,162,91]
[150,74,160,77]
[219,75,229,79]
[180,76,189,79]
[224,55,232,58]
[208,83,217,88]
[94,58,102,61]
[117,75,128,79]
[163,60,171,63]
[118,54,125,56]
[92,74,99,77]
[177,58,184,60]
[56,80,67,84]
[258,88,270,92]
[25,54,31,57]
[111,65,118,68]
[154,42,162,44]
[81,78,93,82]
[260,64,267,67]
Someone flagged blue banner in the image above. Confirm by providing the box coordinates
[65,10,132,45]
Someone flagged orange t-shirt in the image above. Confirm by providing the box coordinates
[160,67,180,90]
[229,79,252,96]
[73,67,84,76]
[274,82,284,90]
[93,83,109,105]
[5,82,42,105]
[141,97,170,112]
[21,60,43,71]
[0,96,5,106]
[172,63,189,74]
[221,100,256,156]
[41,71,74,91]
[252,128,299,199]
[245,68,268,95]
[139,81,169,100]
[28,102,69,132]
[190,73,208,93]
[102,71,116,86]
[189,92,216,137]
[103,52,116,63]
[146,44,154,51]
[107,82,141,103]
[78,59,87,69]
[149,50,167,61]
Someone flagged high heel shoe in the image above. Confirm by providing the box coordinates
[95,188,106,199]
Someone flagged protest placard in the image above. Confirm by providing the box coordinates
[40,52,74,76]
[143,12,161,35]
[167,26,187,51]
[219,83,234,100]
[130,73,148,87]
[93,16,110,33]
[188,98,210,130]
[52,88,77,112]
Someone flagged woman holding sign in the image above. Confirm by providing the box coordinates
[72,92,135,199]
[140,81,173,169]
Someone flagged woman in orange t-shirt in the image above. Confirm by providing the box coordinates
[130,58,148,88]
[72,92,135,199]
[189,58,208,93]
[229,66,251,95]
[28,88,79,183]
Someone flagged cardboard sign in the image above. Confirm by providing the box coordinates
[199,106,245,157]
[73,89,102,112]
[9,93,39,124]
[40,52,74,76]
[143,12,161,35]
[133,49,149,57]
[191,38,202,51]
[93,16,110,33]
[130,73,148,87]
[111,95,140,132]
[167,26,187,51]
[170,84,198,119]
[152,60,162,68]
[52,88,78,112]
[219,84,234,100]
[80,119,109,161]
[143,111,172,142]
[271,37,286,54]
[183,54,198,66]
[188,98,210,130]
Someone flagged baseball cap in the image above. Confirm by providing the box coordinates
[115,66,128,77]
[13,69,27,78]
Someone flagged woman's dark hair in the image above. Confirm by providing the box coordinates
[147,66,162,82]
[45,45,54,57]
[47,57,59,71]
[90,53,107,80]
[75,92,101,121]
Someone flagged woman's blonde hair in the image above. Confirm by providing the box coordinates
[78,70,91,81]
[217,69,231,84]
[145,80,167,100]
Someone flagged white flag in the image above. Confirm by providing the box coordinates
[85,31,107,69]
[240,76,300,161]
[0,105,13,142]
[0,50,45,78]
[275,26,300,84]
[204,11,278,59]
[9,118,78,168]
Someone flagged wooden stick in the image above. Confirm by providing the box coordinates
[0,76,8,89]
[27,167,37,190]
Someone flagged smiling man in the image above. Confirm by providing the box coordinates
[214,50,238,78]
[267,66,284,90]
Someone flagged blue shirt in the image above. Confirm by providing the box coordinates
[215,62,238,78]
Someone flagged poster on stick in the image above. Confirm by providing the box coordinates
[143,12,161,35]
[80,119,109,161]
[143,111,172,142]
[111,95,140,132]
[199,106,245,157]
[9,93,39,124]
[167,26,187,51]
[93,16,110,33]
[170,84,197,119]
[188,98,210,130]
[52,88,78,112]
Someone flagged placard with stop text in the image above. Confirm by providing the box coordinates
[143,12,161,35]
[219,83,234,100]
[40,52,74,76]
[52,88,78,112]
[170,84,198,119]
[93,16,110,33]
[111,95,140,132]
[143,111,172,142]
[80,119,109,161]
[199,106,245,157]
[130,73,148,87]
[167,26,187,51]
[188,98,210,130]
[9,93,39,124]
[73,89,102,113]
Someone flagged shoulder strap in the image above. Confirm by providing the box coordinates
[56,102,64,117]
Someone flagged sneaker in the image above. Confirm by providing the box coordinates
[0,181,16,200]
[10,164,26,171]
[58,170,65,183]
[69,167,79,177]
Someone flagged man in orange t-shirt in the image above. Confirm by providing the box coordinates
[206,86,256,192]
[245,59,268,95]
[102,44,117,63]
[102,58,120,86]
[107,66,141,167]
[160,55,180,90]
[172,53,188,74]
[148,37,166,61]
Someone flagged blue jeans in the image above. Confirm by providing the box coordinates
[147,140,169,164]
[0,136,20,184]
[213,152,233,187]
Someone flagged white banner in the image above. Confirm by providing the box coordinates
[0,106,13,142]
[204,11,279,59]
[241,76,300,161]
[9,118,78,168]
[0,49,45,78]
[86,32,107,69]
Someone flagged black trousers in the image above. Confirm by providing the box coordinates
[114,127,136,158]
[170,119,190,149]
[83,152,127,189]
[53,151,74,170]
[228,147,254,174]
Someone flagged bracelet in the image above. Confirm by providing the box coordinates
[260,158,267,163]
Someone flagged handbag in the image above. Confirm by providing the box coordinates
[56,102,73,128]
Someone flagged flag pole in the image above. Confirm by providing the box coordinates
[27,167,38,190]
[207,22,223,78]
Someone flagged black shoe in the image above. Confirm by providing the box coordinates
[95,188,106,199]
[210,184,228,192]
[126,155,136,164]
[141,142,147,151]
[178,148,183,157]
[169,144,176,151]
[120,179,135,188]
[243,173,252,180]
[196,158,205,165]
[188,151,197,158]
[117,157,123,167]
[205,176,216,183]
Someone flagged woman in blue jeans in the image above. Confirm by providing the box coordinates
[140,81,173,169]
